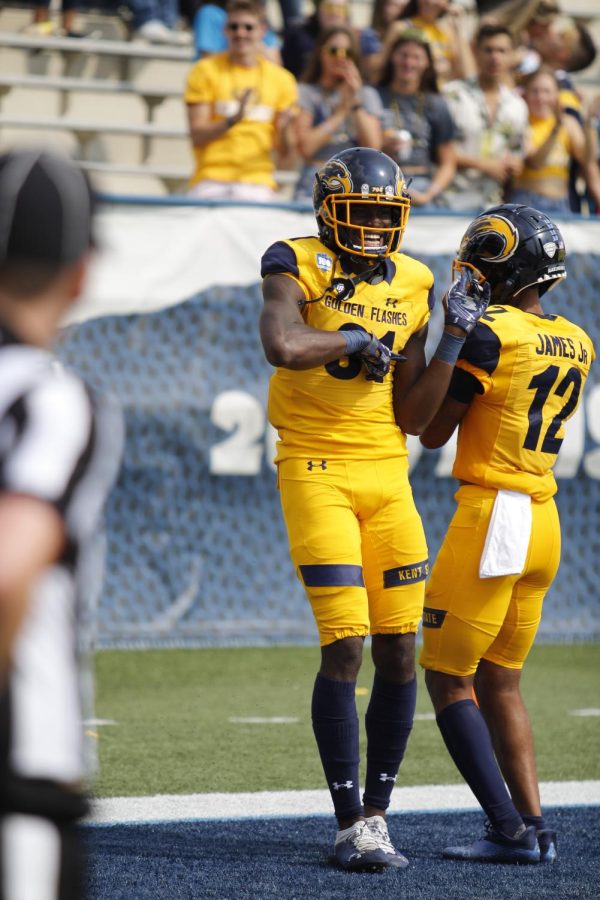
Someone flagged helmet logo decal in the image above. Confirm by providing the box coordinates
[543,241,557,258]
[463,214,519,263]
[320,159,352,195]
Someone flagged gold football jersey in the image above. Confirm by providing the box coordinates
[261,236,434,462]
[451,304,595,501]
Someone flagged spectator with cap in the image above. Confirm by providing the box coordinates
[185,0,298,201]
[293,25,383,202]
[0,149,122,899]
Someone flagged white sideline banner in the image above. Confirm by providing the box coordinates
[72,205,600,324]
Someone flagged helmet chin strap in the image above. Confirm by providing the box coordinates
[304,256,386,306]
[336,253,386,296]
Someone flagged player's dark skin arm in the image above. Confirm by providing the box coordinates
[393,325,469,436]
[260,273,351,369]
[419,394,471,448]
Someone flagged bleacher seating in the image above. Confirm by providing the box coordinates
[0,17,196,194]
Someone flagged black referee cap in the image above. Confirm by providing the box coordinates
[0,149,95,267]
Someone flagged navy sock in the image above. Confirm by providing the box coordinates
[436,699,523,839]
[523,814,546,831]
[311,674,362,822]
[363,673,416,811]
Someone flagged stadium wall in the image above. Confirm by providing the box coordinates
[55,201,600,646]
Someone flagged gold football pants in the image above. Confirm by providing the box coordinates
[278,456,428,646]
[420,485,561,675]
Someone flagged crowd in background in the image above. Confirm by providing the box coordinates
[181,0,600,215]
[20,0,600,214]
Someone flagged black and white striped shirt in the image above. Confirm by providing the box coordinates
[0,325,122,804]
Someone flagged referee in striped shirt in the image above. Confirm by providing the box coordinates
[0,150,122,899]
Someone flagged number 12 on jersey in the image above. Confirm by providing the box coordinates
[524,364,582,454]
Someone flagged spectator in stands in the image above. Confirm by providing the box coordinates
[442,23,528,212]
[482,2,596,91]
[377,30,456,207]
[360,0,410,82]
[584,96,600,215]
[128,0,192,45]
[293,26,383,202]
[192,0,281,62]
[393,0,476,84]
[185,0,298,201]
[509,66,587,215]
[24,0,99,38]
[515,10,597,211]
[281,0,381,82]
[0,150,121,900]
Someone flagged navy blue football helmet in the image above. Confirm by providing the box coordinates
[313,148,411,259]
[453,204,567,305]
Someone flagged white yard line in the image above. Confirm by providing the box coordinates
[87,780,600,825]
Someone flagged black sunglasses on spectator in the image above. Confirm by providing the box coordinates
[327,45,353,58]
[227,21,256,32]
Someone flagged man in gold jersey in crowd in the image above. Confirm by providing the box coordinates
[259,147,490,871]
[185,0,298,201]
[420,204,595,864]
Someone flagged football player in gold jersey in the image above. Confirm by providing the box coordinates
[420,204,595,864]
[259,147,490,871]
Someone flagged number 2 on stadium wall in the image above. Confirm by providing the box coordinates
[210,390,277,474]
[325,325,395,380]
[523,364,582,453]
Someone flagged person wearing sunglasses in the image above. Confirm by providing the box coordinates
[192,0,281,63]
[282,0,381,83]
[185,0,298,201]
[293,26,384,202]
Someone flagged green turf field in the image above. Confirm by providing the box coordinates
[92,643,600,798]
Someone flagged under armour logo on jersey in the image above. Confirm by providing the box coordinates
[332,780,354,791]
[379,773,396,783]
[385,298,398,307]
[307,460,327,471]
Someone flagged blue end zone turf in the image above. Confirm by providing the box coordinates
[83,805,600,899]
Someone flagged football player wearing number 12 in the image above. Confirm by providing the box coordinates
[259,146,489,871]
[419,204,595,865]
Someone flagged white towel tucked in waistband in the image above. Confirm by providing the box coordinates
[479,489,532,579]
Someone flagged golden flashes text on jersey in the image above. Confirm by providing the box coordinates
[323,294,409,326]
[535,332,589,364]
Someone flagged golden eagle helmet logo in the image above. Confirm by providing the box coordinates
[454,204,567,305]
[459,214,519,265]
[318,159,353,200]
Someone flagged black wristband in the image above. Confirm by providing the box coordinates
[226,115,236,128]
[342,329,371,355]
